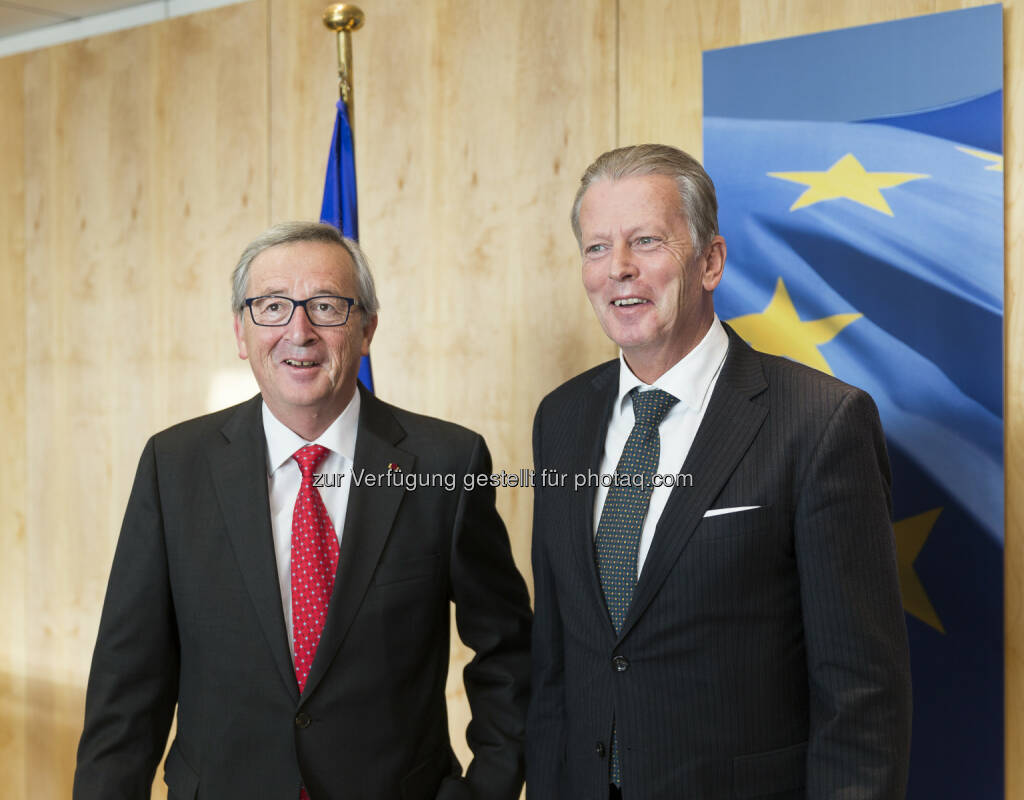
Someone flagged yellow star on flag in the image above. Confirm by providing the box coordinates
[726,278,861,376]
[894,508,944,633]
[768,153,928,216]
[956,145,1003,172]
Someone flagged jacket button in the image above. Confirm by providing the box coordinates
[595,741,606,758]
[612,655,630,672]
[295,712,311,729]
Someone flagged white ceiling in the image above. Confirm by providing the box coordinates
[0,0,245,56]
[0,1,144,37]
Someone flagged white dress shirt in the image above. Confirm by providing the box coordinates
[593,316,730,577]
[263,392,360,647]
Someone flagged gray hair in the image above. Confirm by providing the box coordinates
[570,144,719,254]
[231,221,380,324]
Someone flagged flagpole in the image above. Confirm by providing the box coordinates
[321,3,373,391]
[322,4,365,132]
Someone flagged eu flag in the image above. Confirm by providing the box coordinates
[704,6,1003,797]
[321,98,373,391]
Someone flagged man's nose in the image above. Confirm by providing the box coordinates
[609,241,637,281]
[284,303,319,344]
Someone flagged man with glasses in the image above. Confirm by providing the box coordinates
[74,221,532,800]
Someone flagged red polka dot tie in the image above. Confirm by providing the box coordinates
[291,444,338,694]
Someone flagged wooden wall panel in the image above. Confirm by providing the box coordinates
[267,0,618,770]
[267,0,337,223]
[6,3,268,797]
[0,52,27,798]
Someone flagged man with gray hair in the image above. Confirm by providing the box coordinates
[527,145,911,799]
[75,221,532,800]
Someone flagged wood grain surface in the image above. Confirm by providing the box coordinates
[0,0,1017,796]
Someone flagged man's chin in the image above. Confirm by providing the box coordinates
[280,383,356,413]
[600,314,653,343]
[607,329,657,353]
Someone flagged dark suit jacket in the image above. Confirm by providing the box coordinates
[74,386,532,800]
[526,326,911,799]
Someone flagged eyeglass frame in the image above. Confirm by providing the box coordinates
[242,294,363,327]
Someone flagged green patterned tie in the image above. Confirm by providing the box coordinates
[595,386,679,786]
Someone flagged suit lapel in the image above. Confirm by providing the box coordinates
[618,327,768,641]
[570,364,618,631]
[301,386,413,699]
[207,396,299,702]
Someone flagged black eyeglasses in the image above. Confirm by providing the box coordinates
[243,295,361,327]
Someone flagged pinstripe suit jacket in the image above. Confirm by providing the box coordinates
[526,325,911,799]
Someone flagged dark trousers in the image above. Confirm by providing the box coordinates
[610,786,622,800]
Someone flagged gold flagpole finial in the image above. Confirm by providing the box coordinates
[323,4,365,112]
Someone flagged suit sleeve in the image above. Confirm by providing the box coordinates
[440,433,532,800]
[73,438,179,800]
[524,403,567,800]
[795,388,912,799]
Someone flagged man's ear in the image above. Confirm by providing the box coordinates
[360,313,379,357]
[233,313,249,360]
[701,235,727,292]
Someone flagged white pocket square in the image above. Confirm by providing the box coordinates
[703,505,761,518]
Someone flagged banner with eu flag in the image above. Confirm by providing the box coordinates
[321,98,373,391]
[703,6,1003,797]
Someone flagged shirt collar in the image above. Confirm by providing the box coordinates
[262,391,361,476]
[615,315,729,414]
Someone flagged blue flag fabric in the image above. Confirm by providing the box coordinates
[704,8,1003,798]
[321,98,373,392]
[707,114,1003,528]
